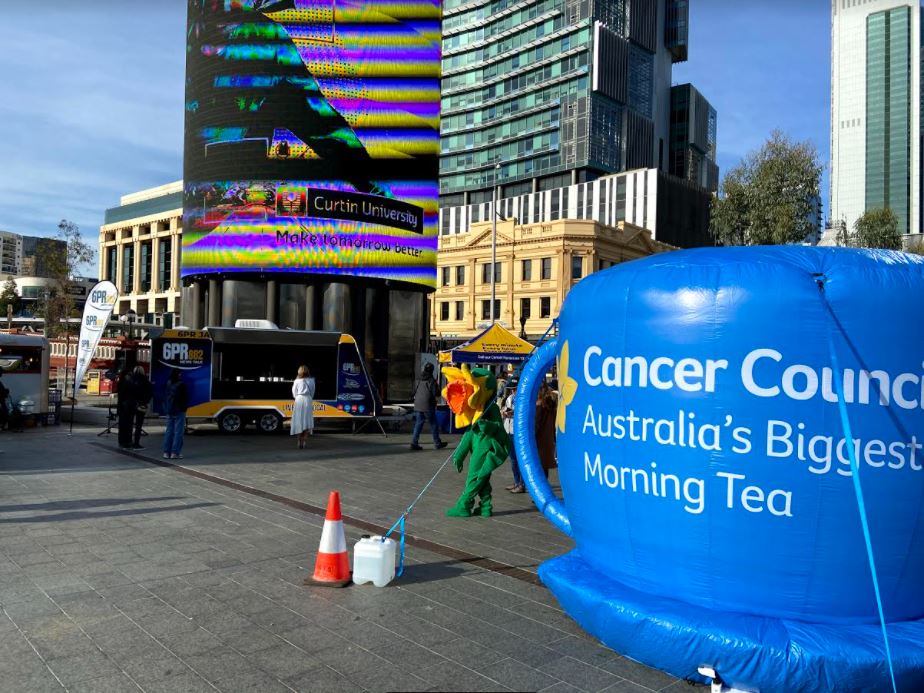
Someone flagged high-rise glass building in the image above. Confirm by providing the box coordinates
[439,0,691,206]
[669,83,718,192]
[831,0,922,237]
[438,0,716,248]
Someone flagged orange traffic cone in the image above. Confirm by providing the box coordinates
[304,490,351,587]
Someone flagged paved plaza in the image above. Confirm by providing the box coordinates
[0,421,690,692]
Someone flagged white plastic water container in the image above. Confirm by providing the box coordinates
[352,535,397,587]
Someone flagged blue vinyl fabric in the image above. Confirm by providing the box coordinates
[513,246,924,689]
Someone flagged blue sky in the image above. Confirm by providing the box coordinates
[0,1,830,272]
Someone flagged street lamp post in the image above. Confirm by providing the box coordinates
[519,314,527,340]
[490,163,500,323]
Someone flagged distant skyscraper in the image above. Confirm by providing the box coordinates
[438,0,716,247]
[669,83,718,192]
[439,0,694,206]
[831,0,921,237]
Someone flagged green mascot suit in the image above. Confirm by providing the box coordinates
[441,364,511,517]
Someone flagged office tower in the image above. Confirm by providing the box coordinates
[439,0,716,248]
[670,83,718,192]
[831,0,921,236]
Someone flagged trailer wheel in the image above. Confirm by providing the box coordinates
[217,411,244,434]
[257,411,283,434]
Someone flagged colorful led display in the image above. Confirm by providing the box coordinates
[183,0,440,288]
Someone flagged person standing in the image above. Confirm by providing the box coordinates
[501,383,525,493]
[116,367,136,449]
[291,365,315,449]
[131,366,153,450]
[410,362,447,451]
[163,370,189,460]
[535,380,558,478]
[0,367,9,432]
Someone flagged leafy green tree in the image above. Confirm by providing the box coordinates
[0,276,20,320]
[710,130,822,246]
[40,220,95,338]
[852,208,902,250]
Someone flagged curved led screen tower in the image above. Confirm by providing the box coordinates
[183,0,440,289]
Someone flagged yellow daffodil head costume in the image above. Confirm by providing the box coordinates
[441,364,510,517]
[441,364,496,428]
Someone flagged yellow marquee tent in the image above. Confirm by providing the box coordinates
[438,323,535,364]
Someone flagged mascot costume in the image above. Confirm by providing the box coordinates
[442,365,510,517]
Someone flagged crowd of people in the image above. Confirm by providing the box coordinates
[115,361,560,499]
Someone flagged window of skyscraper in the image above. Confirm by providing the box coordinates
[441,266,451,286]
[456,265,465,285]
[158,238,171,291]
[455,301,464,320]
[540,296,551,318]
[522,259,532,281]
[571,256,583,279]
[440,302,450,320]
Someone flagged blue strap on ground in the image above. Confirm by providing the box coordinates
[384,453,455,579]
[818,278,898,693]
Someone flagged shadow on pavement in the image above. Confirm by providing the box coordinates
[396,558,469,585]
[0,497,184,513]
[0,502,219,523]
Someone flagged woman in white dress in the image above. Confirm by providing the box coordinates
[291,365,316,449]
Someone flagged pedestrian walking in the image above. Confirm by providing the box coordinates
[162,370,189,460]
[410,362,447,451]
[116,367,136,449]
[131,366,152,450]
[501,383,525,493]
[0,367,9,432]
[291,365,315,449]
[535,380,558,478]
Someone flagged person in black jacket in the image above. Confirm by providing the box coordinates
[116,367,135,449]
[130,366,152,450]
[162,370,189,460]
[410,362,447,451]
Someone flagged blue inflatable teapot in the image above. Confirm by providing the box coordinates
[513,246,924,692]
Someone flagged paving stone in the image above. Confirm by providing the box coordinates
[182,649,258,684]
[213,668,294,692]
[539,682,587,693]
[45,650,122,686]
[2,669,65,691]
[139,671,217,693]
[247,642,318,679]
[416,659,511,692]
[219,626,285,654]
[480,657,563,692]
[538,656,622,692]
[68,673,143,693]
[596,657,676,690]
[369,638,449,672]
[285,664,365,693]
[157,626,226,657]
[119,650,189,683]
[600,681,660,692]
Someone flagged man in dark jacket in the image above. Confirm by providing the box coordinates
[131,366,153,450]
[410,362,447,451]
[116,368,136,449]
[162,370,189,460]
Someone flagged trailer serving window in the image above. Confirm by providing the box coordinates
[212,343,338,400]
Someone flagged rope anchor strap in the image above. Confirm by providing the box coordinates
[383,452,455,579]
[818,279,897,693]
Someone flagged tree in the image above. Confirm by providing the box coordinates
[40,220,95,338]
[0,276,20,321]
[852,208,902,250]
[710,130,822,246]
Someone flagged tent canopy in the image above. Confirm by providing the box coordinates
[438,323,534,364]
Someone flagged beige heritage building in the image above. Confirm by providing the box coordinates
[430,218,674,341]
